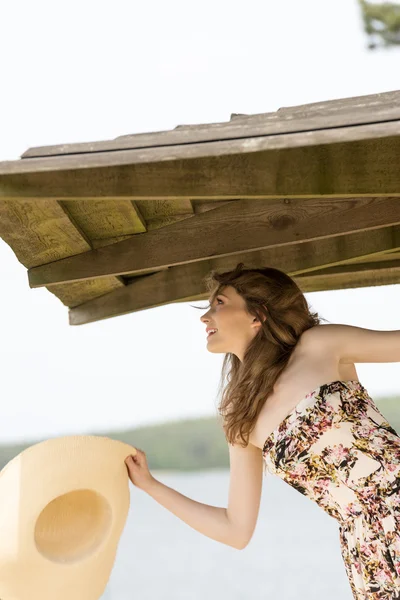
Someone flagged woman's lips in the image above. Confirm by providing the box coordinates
[207,330,218,339]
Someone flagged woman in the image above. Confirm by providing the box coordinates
[125,263,400,599]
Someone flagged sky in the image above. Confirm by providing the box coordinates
[0,0,399,444]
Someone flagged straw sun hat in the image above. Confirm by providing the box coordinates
[0,435,137,600]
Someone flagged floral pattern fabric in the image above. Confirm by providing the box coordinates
[262,380,400,599]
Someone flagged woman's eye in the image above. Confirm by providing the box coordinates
[216,298,223,304]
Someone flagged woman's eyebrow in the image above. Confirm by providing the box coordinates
[208,293,229,303]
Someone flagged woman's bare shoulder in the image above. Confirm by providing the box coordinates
[299,324,340,354]
[300,324,332,343]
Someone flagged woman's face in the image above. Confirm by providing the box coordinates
[200,285,262,362]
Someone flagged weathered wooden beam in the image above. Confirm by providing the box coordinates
[295,260,400,292]
[0,124,400,201]
[68,225,400,325]
[18,90,400,159]
[0,199,126,305]
[298,259,400,277]
[28,197,400,287]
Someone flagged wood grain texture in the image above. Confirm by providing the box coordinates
[68,223,400,325]
[0,90,399,323]
[17,90,400,159]
[27,198,400,286]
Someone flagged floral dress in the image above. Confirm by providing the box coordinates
[262,379,400,599]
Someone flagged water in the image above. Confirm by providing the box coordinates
[101,469,353,599]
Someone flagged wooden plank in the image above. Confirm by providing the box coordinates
[0,121,400,180]
[68,224,400,325]
[0,199,125,305]
[19,91,400,159]
[48,277,124,307]
[340,251,400,264]
[296,261,400,292]
[297,259,400,277]
[0,199,90,268]
[28,198,400,287]
[60,199,147,240]
[60,198,195,240]
[248,90,400,118]
[133,198,195,231]
[0,197,195,307]
[1,130,400,203]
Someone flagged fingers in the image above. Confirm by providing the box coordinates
[125,449,145,465]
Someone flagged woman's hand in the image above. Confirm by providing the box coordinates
[125,448,156,492]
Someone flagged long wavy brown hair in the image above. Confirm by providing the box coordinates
[192,263,328,448]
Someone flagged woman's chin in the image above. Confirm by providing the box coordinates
[206,342,225,353]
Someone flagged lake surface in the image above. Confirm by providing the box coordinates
[101,469,354,599]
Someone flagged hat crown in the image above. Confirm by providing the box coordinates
[34,488,113,564]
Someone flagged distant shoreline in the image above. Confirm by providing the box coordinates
[1,394,399,471]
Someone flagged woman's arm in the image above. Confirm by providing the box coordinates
[144,477,243,549]
[125,444,264,550]
[304,324,400,363]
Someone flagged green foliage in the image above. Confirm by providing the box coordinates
[371,395,400,434]
[0,394,399,472]
[0,416,230,473]
[359,0,400,48]
[105,416,230,471]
